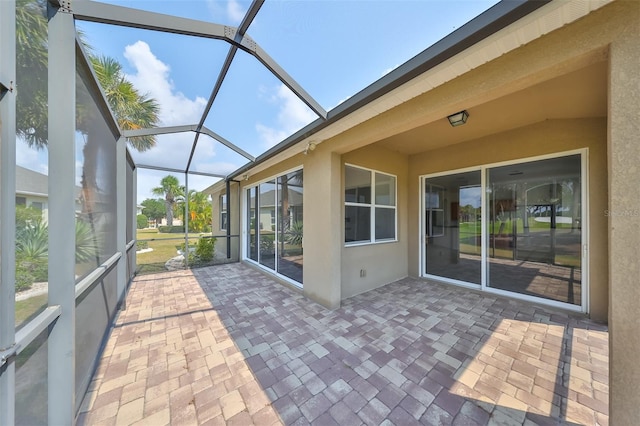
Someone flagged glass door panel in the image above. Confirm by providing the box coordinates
[487,155,582,305]
[424,171,481,285]
[277,170,304,283]
[259,180,276,270]
[246,187,258,261]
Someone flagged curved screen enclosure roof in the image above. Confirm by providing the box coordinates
[53,0,550,196]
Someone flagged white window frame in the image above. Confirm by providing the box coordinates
[241,166,304,289]
[418,149,588,313]
[219,193,227,231]
[345,164,397,247]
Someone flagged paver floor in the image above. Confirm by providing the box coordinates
[79,263,608,425]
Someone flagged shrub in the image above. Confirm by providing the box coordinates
[195,237,215,263]
[260,234,275,255]
[158,225,185,233]
[75,220,100,264]
[286,221,303,246]
[15,261,36,292]
[137,241,148,250]
[137,214,148,229]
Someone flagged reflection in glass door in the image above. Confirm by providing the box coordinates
[424,171,482,285]
[487,155,582,305]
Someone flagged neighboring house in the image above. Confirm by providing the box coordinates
[16,165,50,222]
[16,165,89,223]
[207,2,638,414]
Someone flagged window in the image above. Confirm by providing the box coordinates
[219,194,227,230]
[31,201,43,211]
[16,196,26,206]
[345,165,396,244]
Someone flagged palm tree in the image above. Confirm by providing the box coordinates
[16,1,160,271]
[90,56,159,151]
[16,1,160,151]
[78,56,159,216]
[152,175,184,227]
[16,0,48,149]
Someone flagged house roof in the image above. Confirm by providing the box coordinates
[16,166,84,200]
[16,166,49,197]
[225,0,611,182]
[225,0,550,181]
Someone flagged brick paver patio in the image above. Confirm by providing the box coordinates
[78,263,608,425]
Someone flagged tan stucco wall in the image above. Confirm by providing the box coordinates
[341,145,409,299]
[406,119,608,321]
[302,147,342,308]
[208,181,241,261]
[607,4,640,422]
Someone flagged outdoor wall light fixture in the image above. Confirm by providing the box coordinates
[447,110,469,127]
[242,173,249,181]
[303,142,317,155]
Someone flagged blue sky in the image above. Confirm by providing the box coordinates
[17,0,499,200]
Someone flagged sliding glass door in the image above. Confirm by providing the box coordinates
[422,153,584,310]
[424,171,482,285]
[245,169,304,286]
[487,155,582,305]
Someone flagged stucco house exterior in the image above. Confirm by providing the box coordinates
[16,165,51,221]
[206,1,639,421]
[16,165,84,223]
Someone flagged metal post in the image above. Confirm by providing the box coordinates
[132,166,137,277]
[47,3,77,424]
[116,137,126,304]
[226,179,231,259]
[0,1,17,424]
[184,173,189,268]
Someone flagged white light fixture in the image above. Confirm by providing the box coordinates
[447,110,469,127]
[242,173,249,181]
[303,142,317,155]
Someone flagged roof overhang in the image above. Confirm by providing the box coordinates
[228,0,613,180]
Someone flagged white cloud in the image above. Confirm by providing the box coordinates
[118,40,244,199]
[16,140,48,174]
[123,41,207,127]
[227,0,246,23]
[206,0,246,24]
[256,84,317,149]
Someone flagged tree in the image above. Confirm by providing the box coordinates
[177,190,212,233]
[141,198,166,222]
[16,2,160,275]
[151,175,184,226]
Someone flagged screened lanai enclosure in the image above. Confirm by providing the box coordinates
[0,0,337,423]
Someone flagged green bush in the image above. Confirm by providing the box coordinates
[15,261,36,292]
[137,240,148,250]
[16,205,42,229]
[137,214,148,229]
[286,221,303,246]
[158,225,185,233]
[260,234,275,255]
[195,237,215,263]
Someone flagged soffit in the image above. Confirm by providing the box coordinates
[240,0,612,177]
[375,60,607,155]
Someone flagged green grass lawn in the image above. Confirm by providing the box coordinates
[15,293,48,328]
[136,229,210,275]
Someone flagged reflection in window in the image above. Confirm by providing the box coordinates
[345,165,396,244]
[488,154,582,305]
[424,171,482,285]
